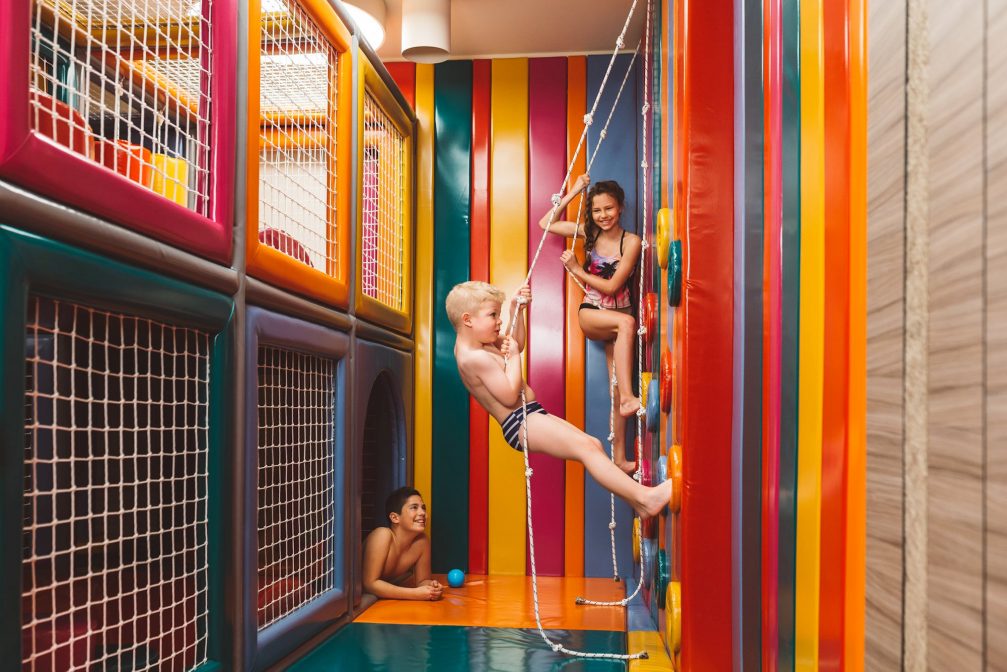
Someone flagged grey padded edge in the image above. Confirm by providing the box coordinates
[0,180,239,295]
[354,318,414,352]
[246,277,354,331]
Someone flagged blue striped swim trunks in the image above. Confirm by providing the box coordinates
[500,401,548,451]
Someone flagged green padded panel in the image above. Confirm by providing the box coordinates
[431,60,473,572]
[778,0,802,667]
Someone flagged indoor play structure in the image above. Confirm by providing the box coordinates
[0,0,869,670]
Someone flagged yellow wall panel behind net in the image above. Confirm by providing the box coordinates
[413,64,435,514]
[488,58,530,575]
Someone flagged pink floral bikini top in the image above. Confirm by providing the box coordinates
[583,230,632,310]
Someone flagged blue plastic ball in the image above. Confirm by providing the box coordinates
[447,569,465,588]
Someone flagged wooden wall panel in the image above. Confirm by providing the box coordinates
[986,0,1007,668]
[865,0,907,668]
[926,1,986,668]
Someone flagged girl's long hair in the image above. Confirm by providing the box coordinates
[582,180,626,271]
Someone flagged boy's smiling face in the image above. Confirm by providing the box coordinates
[466,300,502,344]
[391,494,427,531]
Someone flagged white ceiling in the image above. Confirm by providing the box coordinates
[371,0,649,62]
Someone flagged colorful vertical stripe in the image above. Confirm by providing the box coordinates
[468,59,492,576]
[794,0,825,666]
[564,55,588,578]
[431,61,472,572]
[672,0,687,458]
[385,62,416,109]
[658,18,672,554]
[413,63,435,525]
[778,0,802,666]
[526,57,568,577]
[734,0,765,669]
[818,0,852,667]
[678,0,735,667]
[670,0,687,639]
[845,0,868,667]
[661,0,671,209]
[762,0,784,666]
[488,58,529,575]
[659,0,675,585]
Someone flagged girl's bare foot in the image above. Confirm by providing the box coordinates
[635,479,674,520]
[619,396,641,417]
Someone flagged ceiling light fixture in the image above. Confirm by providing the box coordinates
[401,0,450,64]
[343,0,387,50]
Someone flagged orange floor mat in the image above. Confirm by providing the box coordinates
[355,574,627,632]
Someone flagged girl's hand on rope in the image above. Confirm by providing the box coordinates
[573,173,591,193]
[560,249,581,275]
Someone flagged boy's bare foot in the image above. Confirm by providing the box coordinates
[619,396,641,417]
[635,478,674,520]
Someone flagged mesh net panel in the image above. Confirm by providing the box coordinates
[361,92,405,312]
[29,0,214,214]
[257,0,340,275]
[256,345,335,630]
[22,296,211,672]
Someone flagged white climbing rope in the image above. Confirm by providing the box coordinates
[503,5,644,588]
[501,0,656,660]
[576,0,654,609]
[608,364,620,580]
[517,384,648,661]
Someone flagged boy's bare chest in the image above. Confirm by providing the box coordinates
[385,539,422,576]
